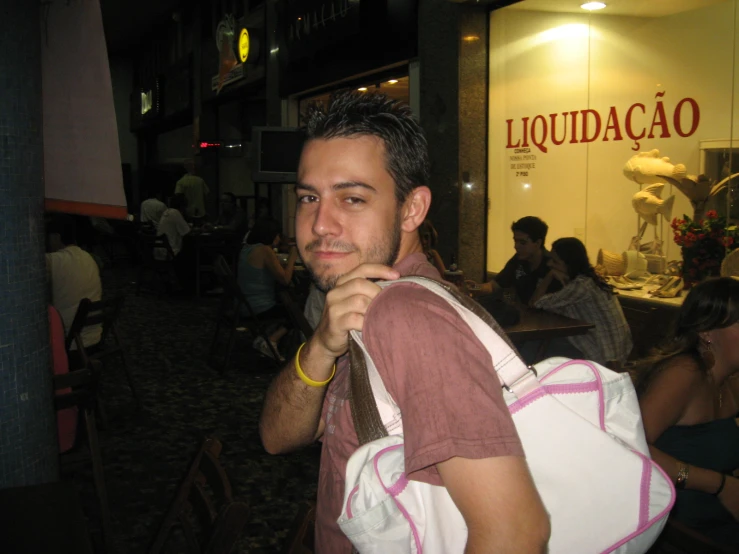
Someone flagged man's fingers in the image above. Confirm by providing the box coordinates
[326,276,382,305]
[335,263,400,287]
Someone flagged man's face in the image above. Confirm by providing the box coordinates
[295,136,402,292]
[513,231,541,262]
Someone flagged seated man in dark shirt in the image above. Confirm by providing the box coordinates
[478,216,562,305]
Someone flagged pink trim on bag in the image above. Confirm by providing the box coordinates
[509,388,547,415]
[638,456,651,529]
[508,379,600,415]
[540,359,606,431]
[543,382,599,395]
[346,485,359,519]
[373,444,423,554]
[599,451,676,554]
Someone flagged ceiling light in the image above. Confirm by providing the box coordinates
[462,34,480,42]
[357,87,368,92]
[387,80,398,85]
[523,183,531,189]
[581,2,606,10]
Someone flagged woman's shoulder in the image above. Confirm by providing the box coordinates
[244,242,269,260]
[652,353,705,386]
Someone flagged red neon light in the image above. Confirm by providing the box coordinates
[199,141,222,148]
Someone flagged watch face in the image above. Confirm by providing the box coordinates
[238,28,249,63]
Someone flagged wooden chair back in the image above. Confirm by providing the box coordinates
[648,518,739,554]
[148,437,249,554]
[65,296,125,354]
[139,229,175,262]
[279,290,314,340]
[54,361,114,553]
[282,502,316,554]
[65,295,140,407]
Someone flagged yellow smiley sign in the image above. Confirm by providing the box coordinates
[238,28,250,63]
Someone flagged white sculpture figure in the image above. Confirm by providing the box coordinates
[631,183,675,226]
[623,150,681,256]
[624,148,728,221]
[623,149,687,185]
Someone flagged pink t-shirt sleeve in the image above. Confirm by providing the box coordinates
[362,282,524,486]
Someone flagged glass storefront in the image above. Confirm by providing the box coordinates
[298,75,410,123]
[487,0,739,274]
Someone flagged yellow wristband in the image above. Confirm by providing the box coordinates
[295,342,336,387]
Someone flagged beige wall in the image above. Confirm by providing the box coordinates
[488,1,739,271]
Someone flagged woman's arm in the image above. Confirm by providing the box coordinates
[263,245,298,286]
[640,360,733,499]
[529,271,557,307]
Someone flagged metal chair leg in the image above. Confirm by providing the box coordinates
[85,407,114,553]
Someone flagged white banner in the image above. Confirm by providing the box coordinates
[42,0,128,219]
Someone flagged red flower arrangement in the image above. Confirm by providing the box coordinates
[671,211,737,287]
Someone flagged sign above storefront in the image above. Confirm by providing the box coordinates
[505,92,701,154]
[238,28,250,63]
[211,64,244,91]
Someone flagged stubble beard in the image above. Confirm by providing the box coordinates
[304,211,403,293]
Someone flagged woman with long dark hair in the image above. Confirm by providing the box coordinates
[635,278,739,546]
[529,237,632,366]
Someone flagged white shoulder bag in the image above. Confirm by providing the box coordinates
[337,276,675,554]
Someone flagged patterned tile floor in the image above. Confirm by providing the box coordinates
[71,266,320,553]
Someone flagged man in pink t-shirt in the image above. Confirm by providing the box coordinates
[260,91,550,553]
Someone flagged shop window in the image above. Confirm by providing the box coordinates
[487,0,739,272]
[298,76,410,125]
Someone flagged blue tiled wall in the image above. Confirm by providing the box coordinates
[0,0,58,488]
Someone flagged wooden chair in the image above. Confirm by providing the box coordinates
[208,255,283,372]
[66,295,141,408]
[282,501,316,554]
[279,289,314,341]
[648,517,739,553]
[137,230,176,296]
[148,437,250,554]
[55,361,114,554]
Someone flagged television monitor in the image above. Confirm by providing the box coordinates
[251,126,305,183]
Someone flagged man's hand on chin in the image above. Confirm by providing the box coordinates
[312,263,400,360]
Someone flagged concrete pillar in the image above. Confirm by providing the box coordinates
[458,8,489,282]
[418,0,461,270]
[0,0,59,488]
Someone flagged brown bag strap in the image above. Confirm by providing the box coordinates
[349,335,388,446]
[349,276,524,447]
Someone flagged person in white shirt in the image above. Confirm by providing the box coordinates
[140,187,167,227]
[157,193,191,257]
[46,215,103,348]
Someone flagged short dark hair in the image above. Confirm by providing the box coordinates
[170,193,187,212]
[47,214,77,245]
[301,90,430,203]
[511,216,548,245]
[247,218,281,246]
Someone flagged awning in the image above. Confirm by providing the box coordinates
[41,0,128,219]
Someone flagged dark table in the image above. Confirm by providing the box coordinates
[503,308,594,363]
[0,481,94,554]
